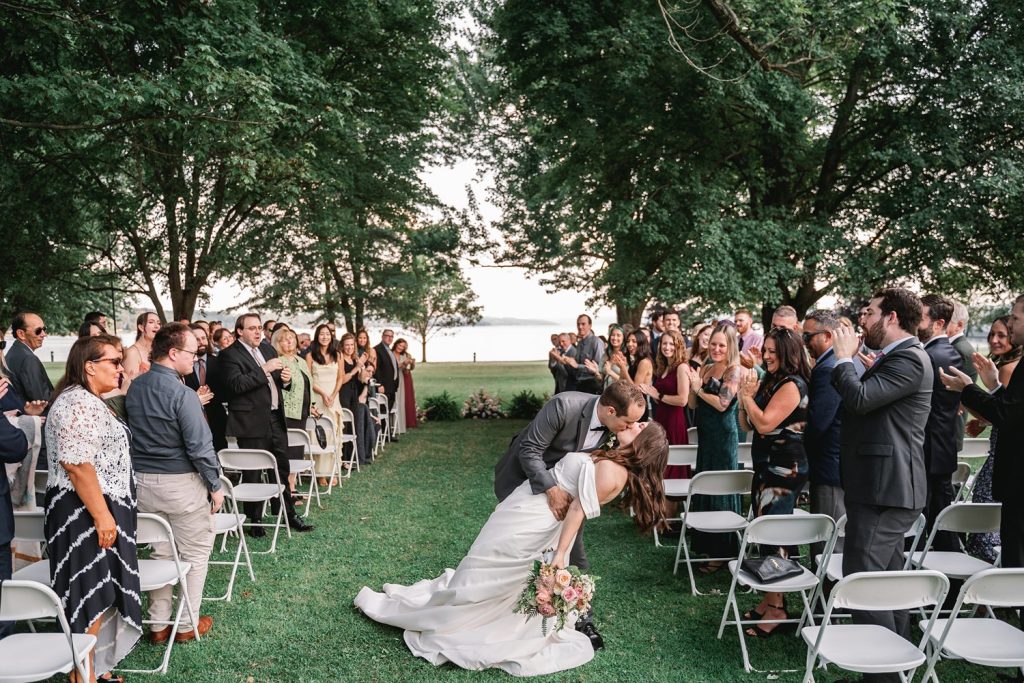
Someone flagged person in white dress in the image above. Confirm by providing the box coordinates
[355,421,669,677]
[306,324,344,482]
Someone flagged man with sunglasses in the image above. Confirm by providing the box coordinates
[6,312,53,408]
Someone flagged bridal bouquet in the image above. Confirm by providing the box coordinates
[513,550,597,634]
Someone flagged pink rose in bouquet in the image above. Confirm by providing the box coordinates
[561,586,579,603]
[514,551,599,635]
[555,569,572,587]
[538,602,557,617]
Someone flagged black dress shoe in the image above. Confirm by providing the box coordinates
[288,517,314,532]
[576,622,604,651]
[245,526,266,538]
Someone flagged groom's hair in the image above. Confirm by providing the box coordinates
[599,380,645,415]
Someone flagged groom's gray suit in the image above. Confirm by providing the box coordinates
[494,391,607,571]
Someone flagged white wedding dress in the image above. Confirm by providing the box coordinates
[354,452,602,677]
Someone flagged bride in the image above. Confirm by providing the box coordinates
[354,420,669,677]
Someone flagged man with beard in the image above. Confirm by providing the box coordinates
[831,288,932,683]
[916,294,963,550]
[186,324,228,452]
[941,294,1024,571]
[734,308,763,359]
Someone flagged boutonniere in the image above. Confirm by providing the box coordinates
[602,433,617,450]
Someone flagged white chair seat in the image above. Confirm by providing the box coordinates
[0,632,96,683]
[907,551,993,578]
[213,513,246,533]
[338,434,357,444]
[138,559,192,592]
[685,510,747,532]
[289,459,313,474]
[801,624,926,673]
[922,617,1024,666]
[728,559,820,592]
[664,479,691,497]
[814,552,845,582]
[11,561,50,585]
[231,483,285,502]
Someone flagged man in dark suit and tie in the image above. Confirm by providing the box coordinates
[831,288,933,682]
[374,329,399,434]
[6,312,53,406]
[917,294,964,550]
[941,293,1024,571]
[946,300,977,451]
[494,379,647,651]
[184,324,228,452]
[214,313,312,534]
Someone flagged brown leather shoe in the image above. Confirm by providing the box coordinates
[174,615,213,643]
[149,626,172,644]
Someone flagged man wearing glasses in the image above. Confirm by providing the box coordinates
[126,323,224,643]
[6,312,53,407]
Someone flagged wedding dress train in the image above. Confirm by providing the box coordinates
[354,452,601,677]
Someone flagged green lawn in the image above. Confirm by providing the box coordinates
[23,419,982,682]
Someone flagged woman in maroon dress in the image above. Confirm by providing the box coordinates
[394,338,418,429]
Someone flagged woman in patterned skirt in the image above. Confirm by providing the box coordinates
[45,334,142,682]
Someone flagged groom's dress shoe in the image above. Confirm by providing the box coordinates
[288,516,314,532]
[577,622,604,651]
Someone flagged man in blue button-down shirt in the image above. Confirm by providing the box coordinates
[126,322,224,644]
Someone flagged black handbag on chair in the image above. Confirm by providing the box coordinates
[314,423,328,449]
[740,554,803,583]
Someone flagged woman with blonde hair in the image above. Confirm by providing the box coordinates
[274,327,323,489]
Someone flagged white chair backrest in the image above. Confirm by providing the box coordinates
[305,415,337,447]
[737,442,752,466]
[935,502,1001,534]
[341,407,355,426]
[907,513,927,539]
[959,567,1024,607]
[13,510,45,542]
[0,580,63,621]
[835,513,848,538]
[33,470,48,494]
[218,475,236,500]
[958,438,989,457]
[831,570,949,612]
[218,448,277,472]
[136,512,175,545]
[686,427,699,445]
[226,436,239,449]
[689,469,753,497]
[378,394,390,411]
[287,428,311,449]
[667,445,698,468]
[744,513,836,547]
[367,398,381,417]
[951,461,972,487]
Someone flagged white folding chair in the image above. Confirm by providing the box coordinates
[119,513,201,675]
[206,476,255,602]
[10,511,50,587]
[340,407,360,470]
[951,461,975,503]
[737,442,753,470]
[217,448,290,554]
[802,570,949,683]
[674,469,754,595]
[905,503,1001,580]
[367,396,386,456]
[32,470,47,495]
[287,428,322,515]
[653,445,698,547]
[920,567,1024,682]
[304,414,343,486]
[958,438,990,457]
[377,394,392,444]
[717,514,838,673]
[686,426,699,445]
[0,580,96,683]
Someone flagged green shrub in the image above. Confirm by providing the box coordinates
[463,388,506,419]
[505,390,546,420]
[421,391,461,421]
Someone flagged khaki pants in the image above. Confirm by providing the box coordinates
[136,472,215,631]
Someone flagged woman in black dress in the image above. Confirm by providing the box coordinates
[737,327,810,636]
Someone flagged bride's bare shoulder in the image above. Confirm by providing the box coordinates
[593,458,628,501]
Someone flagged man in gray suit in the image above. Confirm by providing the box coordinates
[494,379,646,649]
[831,288,933,683]
[831,290,937,683]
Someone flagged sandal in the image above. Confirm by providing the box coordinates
[698,561,725,575]
[745,604,789,638]
[742,604,767,621]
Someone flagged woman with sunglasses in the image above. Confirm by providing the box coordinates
[45,335,142,681]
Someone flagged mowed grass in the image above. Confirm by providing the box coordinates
[26,418,987,682]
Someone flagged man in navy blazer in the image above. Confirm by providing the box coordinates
[1,377,30,639]
[917,295,964,550]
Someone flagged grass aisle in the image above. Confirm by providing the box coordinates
[101,418,987,682]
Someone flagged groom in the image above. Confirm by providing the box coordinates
[494,379,646,650]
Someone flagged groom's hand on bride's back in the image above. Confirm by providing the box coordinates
[546,486,572,520]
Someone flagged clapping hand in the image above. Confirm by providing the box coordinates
[280,365,292,383]
[610,351,628,368]
[683,364,701,389]
[0,377,8,401]
[262,357,283,374]
[965,418,987,437]
[972,352,999,390]
[938,365,973,393]
[196,386,214,406]
[583,358,601,375]
[832,325,861,360]
[740,370,759,400]
[23,400,47,416]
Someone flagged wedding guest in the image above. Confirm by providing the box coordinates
[45,335,142,678]
[78,321,104,338]
[738,326,810,635]
[193,320,210,335]
[212,326,234,353]
[683,323,744,568]
[307,324,344,483]
[374,330,401,437]
[356,328,378,367]
[260,319,276,356]
[124,311,161,380]
[338,333,372,465]
[689,324,712,370]
[297,332,312,358]
[963,315,1021,563]
[946,299,977,451]
[394,338,418,429]
[662,310,681,334]
[621,330,653,386]
[771,305,800,332]
[0,377,29,640]
[562,315,604,394]
[642,330,691,445]
[84,311,108,333]
[391,338,410,436]
[650,311,665,351]
[549,333,577,393]
[548,333,562,393]
[209,321,224,354]
[185,324,227,452]
[569,332,578,346]
[275,326,320,493]
[6,312,54,407]
[127,323,223,644]
[735,308,763,360]
[590,324,626,388]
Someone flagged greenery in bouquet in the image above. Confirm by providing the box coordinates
[505,390,547,420]
[513,555,597,635]
[421,392,461,421]
[463,388,505,419]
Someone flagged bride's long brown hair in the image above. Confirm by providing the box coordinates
[592,422,669,534]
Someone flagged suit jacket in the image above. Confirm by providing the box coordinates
[922,336,964,475]
[5,341,53,403]
[1,417,29,546]
[494,392,605,500]
[185,354,228,451]
[831,337,933,510]
[550,347,575,394]
[961,360,1024,503]
[215,341,287,438]
[805,348,846,487]
[373,342,398,396]
[951,334,977,451]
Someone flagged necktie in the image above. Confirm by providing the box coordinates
[198,357,206,385]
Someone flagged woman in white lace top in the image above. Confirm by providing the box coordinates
[45,334,142,681]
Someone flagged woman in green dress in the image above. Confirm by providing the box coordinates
[683,322,744,572]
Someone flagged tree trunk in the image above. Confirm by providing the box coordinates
[615,300,648,328]
[421,337,428,363]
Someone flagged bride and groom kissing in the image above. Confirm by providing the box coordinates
[355,380,669,677]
